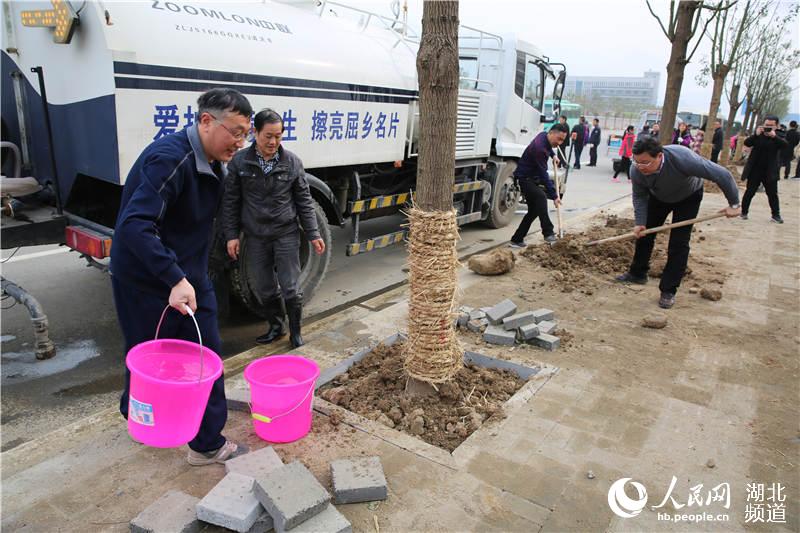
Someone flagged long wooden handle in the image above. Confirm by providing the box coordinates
[552,159,563,237]
[585,212,726,246]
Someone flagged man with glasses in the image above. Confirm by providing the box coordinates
[615,136,741,309]
[111,88,253,465]
[222,109,324,348]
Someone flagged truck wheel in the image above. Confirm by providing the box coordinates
[484,161,519,228]
[231,201,332,318]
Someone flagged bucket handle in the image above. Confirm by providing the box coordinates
[250,383,315,424]
[154,304,204,383]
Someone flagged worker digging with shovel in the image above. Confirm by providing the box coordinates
[612,136,741,309]
[509,123,569,248]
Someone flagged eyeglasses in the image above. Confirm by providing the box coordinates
[209,113,251,141]
[631,156,659,169]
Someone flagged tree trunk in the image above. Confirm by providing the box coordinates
[701,68,729,159]
[659,1,701,145]
[719,82,740,166]
[403,0,462,385]
[415,0,459,211]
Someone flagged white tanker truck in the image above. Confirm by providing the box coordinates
[1,0,565,328]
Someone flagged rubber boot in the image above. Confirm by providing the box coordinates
[285,297,304,348]
[255,297,286,344]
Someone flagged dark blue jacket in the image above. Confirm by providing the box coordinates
[514,131,557,199]
[111,124,224,295]
[589,126,601,145]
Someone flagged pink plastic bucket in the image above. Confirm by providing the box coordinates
[125,306,223,448]
[244,355,320,443]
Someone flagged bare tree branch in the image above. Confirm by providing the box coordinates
[646,0,672,40]
[687,9,719,61]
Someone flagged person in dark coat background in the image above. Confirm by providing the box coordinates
[740,115,788,223]
[782,120,799,179]
[711,119,723,163]
[588,118,602,167]
[570,116,587,169]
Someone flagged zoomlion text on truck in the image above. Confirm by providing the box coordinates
[1,0,566,352]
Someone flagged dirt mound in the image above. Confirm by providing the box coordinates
[519,215,727,292]
[604,215,637,229]
[318,342,525,452]
[520,221,660,291]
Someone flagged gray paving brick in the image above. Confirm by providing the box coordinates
[537,320,557,335]
[502,311,536,331]
[290,504,352,533]
[531,333,560,351]
[226,446,284,479]
[331,456,388,504]
[517,322,540,341]
[457,311,470,328]
[458,305,474,315]
[196,472,262,533]
[130,490,201,533]
[469,309,487,321]
[532,308,555,323]
[466,318,488,333]
[486,299,517,325]
[253,461,330,533]
[483,325,517,346]
[226,385,250,412]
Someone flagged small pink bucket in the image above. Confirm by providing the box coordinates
[244,355,320,443]
[126,305,223,448]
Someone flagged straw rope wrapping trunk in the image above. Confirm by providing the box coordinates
[403,0,463,383]
[403,207,463,383]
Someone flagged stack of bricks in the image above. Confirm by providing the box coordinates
[456,298,561,351]
[130,448,388,533]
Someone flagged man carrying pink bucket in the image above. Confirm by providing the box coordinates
[111,89,253,466]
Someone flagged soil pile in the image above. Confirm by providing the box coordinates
[520,215,725,291]
[318,342,526,452]
[520,217,663,291]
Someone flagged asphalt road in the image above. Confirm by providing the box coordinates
[0,146,629,451]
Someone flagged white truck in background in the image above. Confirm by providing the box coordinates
[1,0,565,338]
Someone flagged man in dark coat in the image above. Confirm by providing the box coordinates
[588,118,601,167]
[741,115,788,223]
[111,88,253,466]
[711,119,723,163]
[782,120,799,179]
[222,109,325,348]
[570,116,587,169]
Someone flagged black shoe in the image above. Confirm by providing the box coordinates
[771,216,784,224]
[615,272,647,285]
[256,322,285,344]
[285,297,305,348]
[544,234,558,244]
[740,214,748,220]
[509,240,527,249]
[658,292,676,309]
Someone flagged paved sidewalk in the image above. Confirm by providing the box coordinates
[2,183,798,532]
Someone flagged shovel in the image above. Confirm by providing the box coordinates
[585,212,727,246]
[551,157,564,238]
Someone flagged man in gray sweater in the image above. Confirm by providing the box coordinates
[615,137,741,309]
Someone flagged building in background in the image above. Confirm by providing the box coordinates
[564,71,660,107]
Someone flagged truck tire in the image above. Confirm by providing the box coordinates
[231,201,332,318]
[484,160,519,228]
